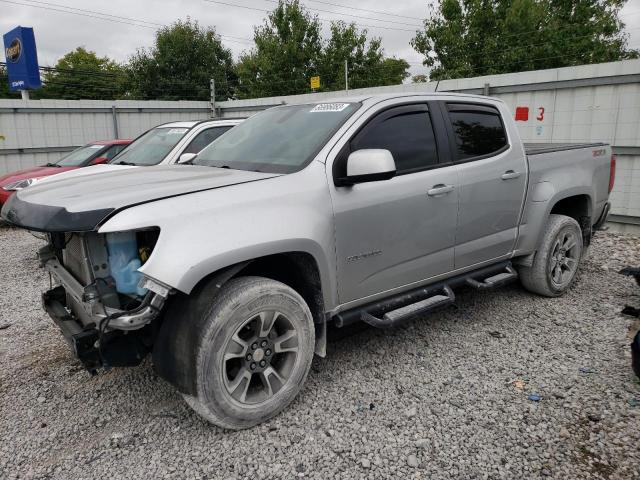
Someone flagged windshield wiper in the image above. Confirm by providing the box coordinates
[116,161,137,166]
[45,162,61,167]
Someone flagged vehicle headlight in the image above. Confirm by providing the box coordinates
[2,178,39,191]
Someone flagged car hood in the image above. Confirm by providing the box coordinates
[34,163,133,185]
[1,165,280,232]
[0,165,76,185]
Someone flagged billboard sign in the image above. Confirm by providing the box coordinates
[3,26,42,91]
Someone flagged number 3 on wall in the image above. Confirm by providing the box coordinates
[536,107,545,121]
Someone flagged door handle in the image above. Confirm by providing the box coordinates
[501,170,521,180]
[427,184,455,196]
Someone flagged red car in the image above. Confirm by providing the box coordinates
[0,139,131,207]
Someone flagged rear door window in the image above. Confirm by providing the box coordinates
[350,104,438,173]
[446,104,508,160]
[104,144,127,160]
[183,126,233,154]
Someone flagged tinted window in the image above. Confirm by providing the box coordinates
[448,108,507,159]
[104,144,127,160]
[56,144,105,167]
[351,109,438,173]
[183,126,232,154]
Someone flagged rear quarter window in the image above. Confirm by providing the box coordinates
[447,104,508,160]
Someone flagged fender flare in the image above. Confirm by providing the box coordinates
[152,262,248,395]
[534,187,594,247]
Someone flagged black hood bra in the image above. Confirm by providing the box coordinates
[1,195,113,232]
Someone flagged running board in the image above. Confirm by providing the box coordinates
[361,286,455,329]
[466,265,518,290]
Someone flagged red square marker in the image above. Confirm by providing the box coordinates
[515,106,529,121]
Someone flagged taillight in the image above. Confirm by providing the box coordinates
[608,154,616,193]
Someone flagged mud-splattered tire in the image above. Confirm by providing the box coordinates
[182,276,315,430]
[519,214,583,297]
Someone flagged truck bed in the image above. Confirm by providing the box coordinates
[524,142,607,155]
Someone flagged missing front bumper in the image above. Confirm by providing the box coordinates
[42,286,101,373]
[38,244,168,331]
[42,285,156,373]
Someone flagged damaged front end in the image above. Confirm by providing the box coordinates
[39,229,170,373]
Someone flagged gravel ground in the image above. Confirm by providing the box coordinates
[0,223,639,480]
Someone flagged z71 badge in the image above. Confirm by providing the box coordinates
[592,149,607,157]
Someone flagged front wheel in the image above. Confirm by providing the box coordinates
[183,276,315,430]
[518,214,583,297]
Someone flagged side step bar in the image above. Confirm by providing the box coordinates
[362,286,455,329]
[466,265,518,290]
[333,261,519,329]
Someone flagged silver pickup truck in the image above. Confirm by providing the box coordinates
[1,93,615,429]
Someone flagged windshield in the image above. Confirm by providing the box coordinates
[111,126,190,166]
[56,144,105,167]
[194,102,360,173]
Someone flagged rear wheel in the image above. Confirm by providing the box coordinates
[519,214,583,297]
[183,276,315,429]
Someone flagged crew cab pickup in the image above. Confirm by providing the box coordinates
[1,93,615,429]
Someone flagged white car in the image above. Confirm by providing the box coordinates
[111,119,243,167]
[35,119,243,185]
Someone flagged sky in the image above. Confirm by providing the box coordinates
[2,0,640,79]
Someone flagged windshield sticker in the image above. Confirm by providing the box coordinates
[166,128,188,134]
[310,103,350,113]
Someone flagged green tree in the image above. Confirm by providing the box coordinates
[128,18,236,101]
[237,2,410,98]
[236,0,323,98]
[40,47,126,99]
[319,21,409,91]
[412,0,638,80]
[0,64,13,99]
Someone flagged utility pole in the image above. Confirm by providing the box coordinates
[210,78,216,118]
[344,60,349,93]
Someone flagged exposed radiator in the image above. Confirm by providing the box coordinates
[62,234,93,286]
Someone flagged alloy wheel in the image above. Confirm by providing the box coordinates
[222,310,300,405]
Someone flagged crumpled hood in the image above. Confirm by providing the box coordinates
[1,164,279,232]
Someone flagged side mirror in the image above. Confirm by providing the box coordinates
[178,152,197,164]
[339,149,396,185]
[90,156,108,165]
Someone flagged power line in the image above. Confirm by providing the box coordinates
[0,0,154,28]
[0,0,254,45]
[261,0,422,27]
[21,0,161,27]
[202,0,417,32]
[306,0,421,21]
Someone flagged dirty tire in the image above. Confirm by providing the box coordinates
[519,214,583,297]
[183,276,315,430]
